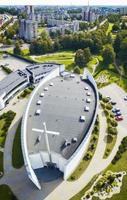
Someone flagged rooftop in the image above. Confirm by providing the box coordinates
[26,75,96,160]
[26,63,60,77]
[0,70,28,97]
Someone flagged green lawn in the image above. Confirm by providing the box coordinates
[71,148,127,200]
[12,122,24,169]
[70,175,99,200]
[87,57,98,74]
[0,185,17,200]
[103,135,117,159]
[31,51,75,70]
[37,27,45,35]
[106,23,113,35]
[95,68,127,93]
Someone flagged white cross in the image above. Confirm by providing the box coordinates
[32,122,60,163]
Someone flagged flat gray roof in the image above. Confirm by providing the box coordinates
[26,64,58,77]
[0,70,28,97]
[26,75,96,160]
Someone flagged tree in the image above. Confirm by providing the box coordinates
[29,38,53,55]
[75,48,91,68]
[74,66,80,74]
[119,38,127,65]
[112,23,120,33]
[83,47,91,63]
[102,44,115,65]
[13,42,21,55]
[121,21,127,30]
[75,49,85,67]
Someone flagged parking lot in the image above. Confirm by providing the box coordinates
[0,54,30,71]
[100,83,127,129]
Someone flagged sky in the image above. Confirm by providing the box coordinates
[0,0,127,6]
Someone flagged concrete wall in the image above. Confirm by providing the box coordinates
[21,67,60,190]
[64,70,99,180]
[0,92,5,110]
[0,80,29,110]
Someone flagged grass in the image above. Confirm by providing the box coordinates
[105,150,127,200]
[71,148,127,200]
[103,135,117,159]
[21,48,30,56]
[70,175,99,200]
[92,149,127,200]
[106,23,113,35]
[12,121,24,169]
[106,23,116,40]
[0,185,17,200]
[37,27,45,35]
[0,111,16,148]
[31,51,75,70]
[87,57,98,74]
[96,69,127,92]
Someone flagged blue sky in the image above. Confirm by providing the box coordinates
[0,0,127,6]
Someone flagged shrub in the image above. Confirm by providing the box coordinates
[102,97,109,103]
[110,119,118,127]
[106,103,113,110]
[73,66,80,74]
[108,126,117,135]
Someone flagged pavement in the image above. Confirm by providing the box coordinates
[0,54,30,71]
[0,83,127,200]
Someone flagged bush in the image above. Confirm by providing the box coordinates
[107,126,117,135]
[107,134,113,143]
[106,103,113,110]
[102,97,109,103]
[110,119,118,127]
[104,109,110,116]
[73,66,80,74]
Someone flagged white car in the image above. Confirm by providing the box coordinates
[124,96,127,101]
[44,87,48,91]
[70,74,75,78]
[86,98,91,103]
[86,92,91,96]
[40,93,44,97]
[85,86,89,90]
[84,106,89,112]
[80,115,85,122]
[49,82,54,86]
[36,100,42,105]
[35,109,41,115]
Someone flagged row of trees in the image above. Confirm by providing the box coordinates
[29,21,110,56]
[114,30,127,66]
[75,48,91,67]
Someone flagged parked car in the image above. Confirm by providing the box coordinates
[114,111,122,117]
[106,96,111,100]
[115,116,123,121]
[124,96,127,101]
[111,101,117,105]
[112,108,117,113]
[116,108,120,112]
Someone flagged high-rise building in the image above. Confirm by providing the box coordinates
[19,6,38,42]
[120,7,127,15]
[82,0,99,22]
